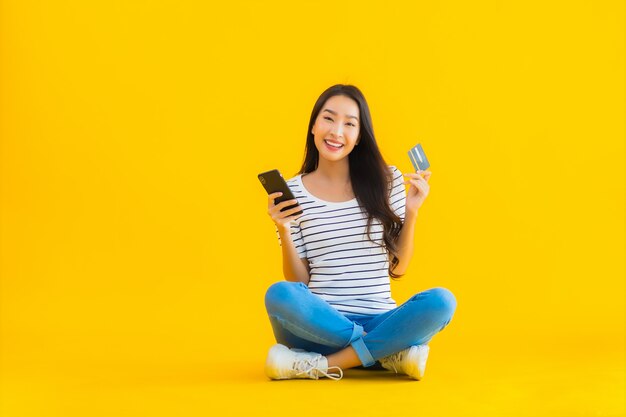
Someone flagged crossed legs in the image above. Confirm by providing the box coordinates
[265,281,457,370]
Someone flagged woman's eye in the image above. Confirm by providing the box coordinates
[324,116,356,127]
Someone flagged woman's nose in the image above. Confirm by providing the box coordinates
[331,124,344,137]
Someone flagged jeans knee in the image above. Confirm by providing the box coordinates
[429,287,457,317]
[265,281,305,314]
[410,287,457,319]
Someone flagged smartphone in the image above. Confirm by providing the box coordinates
[258,169,303,216]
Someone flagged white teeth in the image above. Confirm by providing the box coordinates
[325,140,343,148]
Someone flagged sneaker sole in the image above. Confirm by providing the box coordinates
[404,345,429,380]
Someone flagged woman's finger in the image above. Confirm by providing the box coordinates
[267,192,283,208]
[409,178,429,193]
[286,205,303,215]
[278,199,299,209]
[408,179,423,190]
[403,172,424,179]
[270,198,298,209]
[269,202,299,218]
[410,176,427,186]
[404,170,431,179]
[270,205,302,219]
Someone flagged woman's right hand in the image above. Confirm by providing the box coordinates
[267,192,303,232]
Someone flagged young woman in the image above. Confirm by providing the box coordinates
[264,84,457,381]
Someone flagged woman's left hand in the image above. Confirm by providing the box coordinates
[403,170,431,216]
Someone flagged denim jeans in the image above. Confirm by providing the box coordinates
[264,281,457,368]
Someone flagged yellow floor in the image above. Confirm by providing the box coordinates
[2,344,623,416]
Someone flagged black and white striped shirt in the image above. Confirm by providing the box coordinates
[276,165,406,315]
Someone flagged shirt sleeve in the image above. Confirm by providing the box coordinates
[275,220,308,259]
[389,165,406,222]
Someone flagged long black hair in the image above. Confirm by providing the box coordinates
[296,84,405,279]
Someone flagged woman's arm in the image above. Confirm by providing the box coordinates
[391,169,431,275]
[278,227,311,285]
[267,190,309,284]
[389,211,418,275]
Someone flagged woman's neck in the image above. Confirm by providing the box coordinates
[314,158,350,185]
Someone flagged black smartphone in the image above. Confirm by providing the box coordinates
[258,169,303,216]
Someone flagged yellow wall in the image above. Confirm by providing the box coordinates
[1,1,623,415]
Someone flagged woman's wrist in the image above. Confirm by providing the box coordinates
[404,209,419,224]
[277,224,292,238]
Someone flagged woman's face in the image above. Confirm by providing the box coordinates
[311,95,361,162]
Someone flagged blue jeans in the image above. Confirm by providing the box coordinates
[264,281,457,368]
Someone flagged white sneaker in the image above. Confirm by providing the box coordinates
[379,345,430,380]
[265,344,343,381]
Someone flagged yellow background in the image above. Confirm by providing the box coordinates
[1,1,624,416]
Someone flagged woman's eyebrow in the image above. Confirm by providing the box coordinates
[322,108,359,121]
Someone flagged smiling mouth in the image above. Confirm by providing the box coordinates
[324,140,344,149]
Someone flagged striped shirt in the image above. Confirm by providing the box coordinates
[276,165,406,315]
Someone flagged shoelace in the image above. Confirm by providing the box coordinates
[293,356,344,381]
[383,350,405,374]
